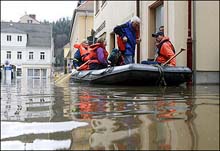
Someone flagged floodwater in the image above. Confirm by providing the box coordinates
[1,77,219,150]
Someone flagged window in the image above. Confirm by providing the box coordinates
[41,69,47,78]
[17,52,22,59]
[29,52,34,60]
[40,52,45,60]
[34,69,40,77]
[149,1,164,59]
[7,35,11,41]
[17,36,22,42]
[28,68,46,78]
[6,51,11,59]
[28,69,33,76]
[17,68,22,76]
[155,5,164,32]
[27,20,33,23]
[95,1,99,15]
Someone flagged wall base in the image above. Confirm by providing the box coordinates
[194,71,219,84]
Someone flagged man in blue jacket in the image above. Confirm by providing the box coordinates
[113,16,141,64]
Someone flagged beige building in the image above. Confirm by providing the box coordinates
[69,1,94,60]
[63,42,72,73]
[94,1,219,84]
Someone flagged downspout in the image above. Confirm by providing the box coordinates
[85,11,88,38]
[192,1,196,84]
[136,0,140,63]
[187,0,193,84]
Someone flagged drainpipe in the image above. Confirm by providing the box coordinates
[85,11,88,39]
[136,0,140,63]
[187,0,193,84]
[192,0,196,84]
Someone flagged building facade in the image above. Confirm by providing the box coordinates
[93,1,219,84]
[69,1,94,61]
[63,42,72,73]
[1,21,54,79]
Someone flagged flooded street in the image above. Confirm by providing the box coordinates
[1,77,219,150]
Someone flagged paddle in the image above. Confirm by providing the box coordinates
[78,60,91,71]
[55,73,72,85]
[161,48,186,66]
[55,60,92,85]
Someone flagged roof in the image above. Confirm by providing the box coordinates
[77,1,94,11]
[19,14,41,24]
[1,22,52,47]
[1,27,27,34]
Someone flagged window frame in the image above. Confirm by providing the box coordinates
[17,35,22,42]
[40,52,45,60]
[17,51,22,60]
[6,51,11,59]
[7,35,12,41]
[17,68,22,76]
[27,20,33,24]
[29,52,34,60]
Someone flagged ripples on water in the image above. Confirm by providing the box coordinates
[1,78,219,150]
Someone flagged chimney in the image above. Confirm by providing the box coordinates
[29,14,36,19]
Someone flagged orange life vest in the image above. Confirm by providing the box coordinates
[88,43,108,64]
[77,43,108,70]
[74,43,90,62]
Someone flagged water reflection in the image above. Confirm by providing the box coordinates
[1,77,219,150]
[69,85,202,150]
[1,78,87,150]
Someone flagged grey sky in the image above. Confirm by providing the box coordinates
[1,1,78,22]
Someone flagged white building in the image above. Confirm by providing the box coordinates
[1,21,54,79]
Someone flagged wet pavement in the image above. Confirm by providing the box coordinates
[1,77,219,150]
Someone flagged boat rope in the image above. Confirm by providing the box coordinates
[90,66,114,76]
[101,66,114,75]
[154,64,167,86]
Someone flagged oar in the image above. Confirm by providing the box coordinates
[55,60,91,85]
[55,73,72,85]
[161,48,186,66]
[78,60,91,71]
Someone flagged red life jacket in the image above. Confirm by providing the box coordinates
[77,43,108,70]
[76,43,90,62]
[73,43,89,70]
[117,36,126,51]
[88,43,108,64]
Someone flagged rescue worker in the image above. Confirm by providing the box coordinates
[113,16,141,64]
[154,26,164,61]
[152,31,176,66]
[72,39,89,70]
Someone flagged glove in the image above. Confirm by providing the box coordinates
[76,66,80,70]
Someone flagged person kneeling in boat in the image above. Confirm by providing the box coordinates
[142,31,176,66]
[107,48,125,66]
[88,37,110,70]
[72,39,90,71]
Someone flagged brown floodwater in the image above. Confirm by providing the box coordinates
[1,78,219,150]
